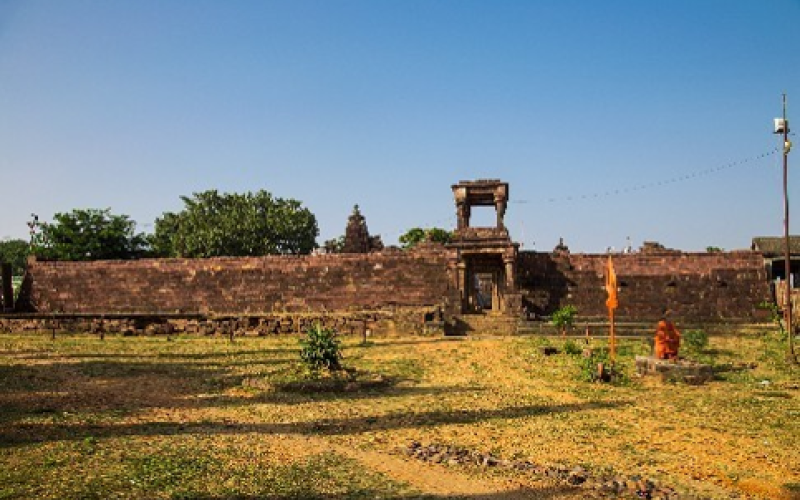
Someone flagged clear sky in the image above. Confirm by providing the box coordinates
[1,1,798,253]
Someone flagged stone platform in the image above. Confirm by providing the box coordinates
[635,356,714,385]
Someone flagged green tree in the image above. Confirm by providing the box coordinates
[322,235,345,254]
[153,190,318,257]
[399,227,452,249]
[551,305,577,337]
[35,209,147,261]
[148,212,180,258]
[0,239,30,275]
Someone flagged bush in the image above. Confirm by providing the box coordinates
[683,329,709,354]
[299,324,343,373]
[551,305,577,335]
[759,301,786,338]
[579,348,628,384]
[563,339,582,356]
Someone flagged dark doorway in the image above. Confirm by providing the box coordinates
[465,255,505,314]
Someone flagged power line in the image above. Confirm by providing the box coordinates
[380,148,781,238]
[511,148,780,204]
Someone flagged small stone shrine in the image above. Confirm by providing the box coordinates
[342,205,383,254]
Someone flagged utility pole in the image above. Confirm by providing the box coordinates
[776,94,796,362]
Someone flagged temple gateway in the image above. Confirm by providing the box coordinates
[448,180,520,315]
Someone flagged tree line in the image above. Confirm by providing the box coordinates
[0,189,451,275]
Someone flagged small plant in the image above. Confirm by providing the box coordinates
[551,305,577,337]
[299,323,343,374]
[579,348,627,384]
[563,339,582,356]
[683,329,709,354]
[579,348,609,382]
[759,300,786,338]
[81,436,98,455]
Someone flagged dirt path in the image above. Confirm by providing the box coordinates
[340,443,601,499]
[338,445,520,497]
[268,433,590,499]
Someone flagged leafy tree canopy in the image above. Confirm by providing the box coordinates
[0,239,30,275]
[323,235,345,254]
[35,209,147,261]
[152,190,319,258]
[399,227,452,249]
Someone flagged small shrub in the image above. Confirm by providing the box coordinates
[579,348,628,384]
[579,349,608,382]
[759,301,786,338]
[551,305,577,336]
[563,339,582,356]
[683,329,709,354]
[299,324,343,373]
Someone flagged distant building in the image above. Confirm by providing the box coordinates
[751,236,800,285]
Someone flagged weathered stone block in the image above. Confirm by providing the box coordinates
[635,356,714,385]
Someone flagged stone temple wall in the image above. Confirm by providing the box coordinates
[16,246,455,317]
[517,251,772,323]
[3,247,773,335]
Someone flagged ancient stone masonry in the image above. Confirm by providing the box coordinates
[447,180,520,316]
[516,250,771,323]
[10,246,458,336]
[18,248,453,315]
[0,310,440,338]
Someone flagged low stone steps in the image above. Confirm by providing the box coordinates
[452,316,661,337]
[446,316,773,337]
[517,320,653,337]
[449,314,518,336]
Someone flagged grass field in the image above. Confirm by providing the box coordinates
[0,328,798,499]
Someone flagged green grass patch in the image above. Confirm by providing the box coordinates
[0,330,797,500]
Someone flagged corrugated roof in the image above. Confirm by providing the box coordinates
[751,236,800,257]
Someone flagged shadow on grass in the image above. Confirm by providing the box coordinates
[0,358,288,425]
[0,400,629,447]
[0,357,291,390]
[711,362,758,374]
[0,355,485,432]
[347,337,469,348]
[701,348,735,357]
[1,347,301,362]
[252,383,485,405]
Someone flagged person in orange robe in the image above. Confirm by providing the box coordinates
[654,316,681,359]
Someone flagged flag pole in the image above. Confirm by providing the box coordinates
[609,305,616,362]
[605,254,618,364]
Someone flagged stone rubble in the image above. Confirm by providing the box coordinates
[402,441,684,499]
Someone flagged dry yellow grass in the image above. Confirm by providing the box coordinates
[0,329,797,499]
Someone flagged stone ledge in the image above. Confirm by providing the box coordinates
[635,356,714,385]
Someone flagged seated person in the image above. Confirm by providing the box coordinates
[654,315,681,359]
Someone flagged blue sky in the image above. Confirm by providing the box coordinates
[1,1,798,252]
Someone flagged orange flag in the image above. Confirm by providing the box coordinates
[605,255,618,310]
